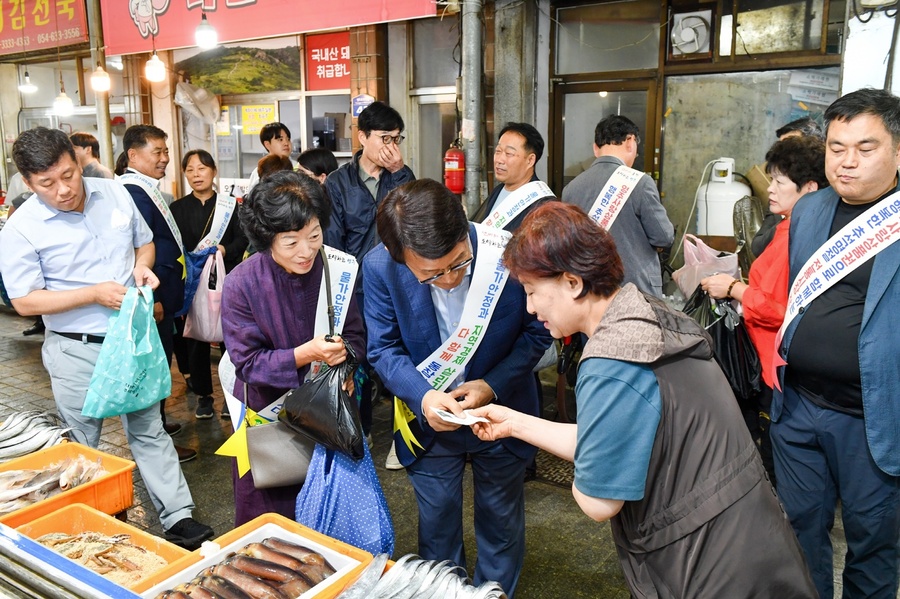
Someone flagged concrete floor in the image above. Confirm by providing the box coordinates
[0,306,863,598]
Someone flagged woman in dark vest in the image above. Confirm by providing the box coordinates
[470,202,816,598]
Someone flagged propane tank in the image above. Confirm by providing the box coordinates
[444,141,465,195]
[695,158,751,236]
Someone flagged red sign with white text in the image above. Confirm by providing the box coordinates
[0,0,88,56]
[100,0,436,56]
[305,32,349,91]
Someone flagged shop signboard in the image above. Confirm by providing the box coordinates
[100,0,437,56]
[0,0,88,56]
[306,32,350,91]
[241,104,276,136]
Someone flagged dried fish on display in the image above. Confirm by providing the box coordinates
[0,455,107,515]
[36,531,168,587]
[153,536,337,599]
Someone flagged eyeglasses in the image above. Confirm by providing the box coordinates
[376,133,405,146]
[417,255,473,285]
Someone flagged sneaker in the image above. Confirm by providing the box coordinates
[220,402,230,419]
[163,422,182,436]
[175,445,197,463]
[195,396,214,420]
[384,441,403,470]
[164,517,214,550]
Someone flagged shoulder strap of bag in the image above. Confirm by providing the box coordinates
[319,246,335,338]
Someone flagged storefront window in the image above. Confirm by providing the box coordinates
[720,0,827,55]
[413,17,460,88]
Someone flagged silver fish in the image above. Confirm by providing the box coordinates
[336,553,389,599]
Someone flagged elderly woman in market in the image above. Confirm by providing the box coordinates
[700,135,827,486]
[469,202,817,598]
[221,170,365,525]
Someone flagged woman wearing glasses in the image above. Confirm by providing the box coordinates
[221,170,365,525]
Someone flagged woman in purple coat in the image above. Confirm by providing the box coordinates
[221,171,366,525]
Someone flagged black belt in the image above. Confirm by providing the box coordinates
[53,331,105,344]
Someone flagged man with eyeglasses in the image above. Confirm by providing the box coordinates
[363,179,552,597]
[325,100,415,461]
[562,114,674,298]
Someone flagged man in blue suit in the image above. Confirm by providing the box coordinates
[774,88,900,599]
[363,179,552,597]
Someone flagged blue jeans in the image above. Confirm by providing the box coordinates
[771,385,900,599]
[406,428,527,597]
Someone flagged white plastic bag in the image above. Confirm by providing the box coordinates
[184,251,225,343]
[672,234,740,298]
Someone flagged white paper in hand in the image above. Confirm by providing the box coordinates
[431,407,489,426]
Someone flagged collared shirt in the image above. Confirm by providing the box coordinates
[358,161,379,200]
[0,177,153,334]
[429,269,472,389]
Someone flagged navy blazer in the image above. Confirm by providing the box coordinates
[362,224,552,461]
[777,184,900,476]
[126,183,184,318]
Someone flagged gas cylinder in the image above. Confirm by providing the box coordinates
[695,158,751,236]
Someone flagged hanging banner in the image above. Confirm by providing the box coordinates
[306,32,350,91]
[0,0,89,56]
[100,0,437,56]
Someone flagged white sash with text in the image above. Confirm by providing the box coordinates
[587,164,644,230]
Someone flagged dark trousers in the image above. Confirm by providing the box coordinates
[172,316,213,396]
[406,429,528,598]
[771,385,900,599]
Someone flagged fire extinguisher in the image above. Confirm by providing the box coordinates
[444,140,465,195]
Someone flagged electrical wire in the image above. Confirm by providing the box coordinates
[669,159,717,264]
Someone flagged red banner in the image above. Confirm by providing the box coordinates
[0,0,88,56]
[100,0,436,57]
[306,32,349,91]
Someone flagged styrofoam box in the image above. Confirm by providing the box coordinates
[141,519,370,598]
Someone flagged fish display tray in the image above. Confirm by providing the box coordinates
[0,442,135,528]
[16,503,190,590]
[139,513,373,598]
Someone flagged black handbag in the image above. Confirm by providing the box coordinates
[278,248,365,460]
[683,285,762,405]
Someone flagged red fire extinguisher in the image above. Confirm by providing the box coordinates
[444,140,465,195]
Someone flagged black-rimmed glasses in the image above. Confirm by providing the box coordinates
[417,255,473,285]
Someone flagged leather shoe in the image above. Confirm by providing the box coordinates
[22,319,45,336]
[175,445,197,463]
[163,422,182,436]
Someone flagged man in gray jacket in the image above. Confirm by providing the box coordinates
[562,115,674,297]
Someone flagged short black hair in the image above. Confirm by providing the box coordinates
[181,149,216,172]
[13,127,76,179]
[775,117,823,140]
[259,122,291,145]
[765,136,829,191]
[825,88,900,146]
[594,115,640,147]
[377,179,469,264]
[123,124,167,153]
[358,101,405,135]
[498,122,544,163]
[297,148,339,178]
[70,132,100,158]
[241,170,331,251]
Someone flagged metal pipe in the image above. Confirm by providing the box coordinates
[85,0,113,168]
[461,0,484,216]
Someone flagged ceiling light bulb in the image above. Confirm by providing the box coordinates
[195,13,218,50]
[54,90,74,116]
[18,71,37,94]
[91,65,111,92]
[145,52,166,83]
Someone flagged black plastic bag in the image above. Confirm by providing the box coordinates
[682,285,762,405]
[278,340,365,460]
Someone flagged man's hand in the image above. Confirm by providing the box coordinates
[422,389,463,432]
[133,265,159,290]
[448,379,496,411]
[93,282,129,310]
[469,404,516,442]
[153,301,164,323]
[379,142,405,174]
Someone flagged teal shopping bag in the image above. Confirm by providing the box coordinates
[81,286,171,418]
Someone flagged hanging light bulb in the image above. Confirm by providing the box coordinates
[195,13,217,50]
[91,64,111,92]
[18,70,37,94]
[145,52,166,82]
[54,76,74,116]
